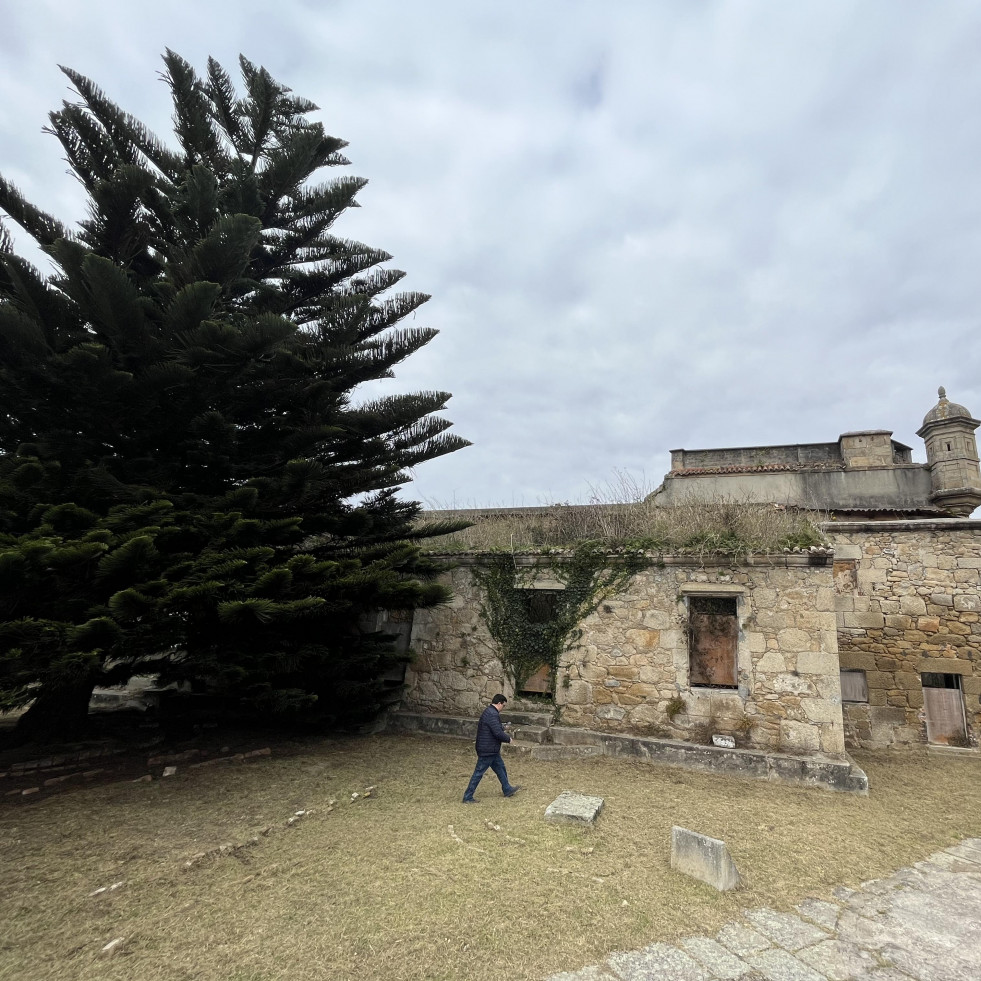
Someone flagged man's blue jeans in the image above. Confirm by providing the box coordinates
[462,752,514,801]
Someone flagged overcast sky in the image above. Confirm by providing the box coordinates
[2,1,980,507]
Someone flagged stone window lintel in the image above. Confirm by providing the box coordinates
[918,657,970,675]
[678,583,745,595]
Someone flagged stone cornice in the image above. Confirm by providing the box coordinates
[428,551,833,568]
[822,518,981,533]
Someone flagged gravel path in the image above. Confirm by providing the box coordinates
[546,839,981,981]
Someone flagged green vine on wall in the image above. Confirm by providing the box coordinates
[470,543,651,693]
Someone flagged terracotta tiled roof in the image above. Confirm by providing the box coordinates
[668,463,846,477]
[832,505,946,515]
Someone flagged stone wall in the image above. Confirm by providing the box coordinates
[404,562,505,718]
[654,467,935,513]
[839,431,901,468]
[670,442,842,470]
[403,553,845,758]
[668,431,913,471]
[829,520,981,749]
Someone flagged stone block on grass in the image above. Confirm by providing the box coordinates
[671,826,741,891]
[544,791,604,826]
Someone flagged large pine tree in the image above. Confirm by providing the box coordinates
[0,52,468,739]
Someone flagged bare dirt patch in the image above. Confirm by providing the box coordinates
[1,734,979,981]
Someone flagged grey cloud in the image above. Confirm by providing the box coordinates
[2,0,979,507]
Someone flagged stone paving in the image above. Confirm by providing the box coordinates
[545,839,981,981]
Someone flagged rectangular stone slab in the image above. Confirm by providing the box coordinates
[671,826,741,891]
[544,791,605,825]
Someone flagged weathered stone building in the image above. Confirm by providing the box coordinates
[398,388,981,761]
[643,387,981,751]
[831,520,981,749]
[407,552,844,757]
[651,387,981,520]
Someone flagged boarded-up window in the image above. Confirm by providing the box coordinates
[833,560,858,594]
[921,673,967,745]
[840,669,868,703]
[688,596,738,688]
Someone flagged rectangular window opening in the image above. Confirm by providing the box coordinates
[525,589,560,624]
[376,609,413,687]
[840,669,869,703]
[921,672,968,745]
[833,559,858,594]
[688,595,738,689]
[921,672,962,690]
[518,589,561,695]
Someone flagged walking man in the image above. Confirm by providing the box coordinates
[462,694,521,803]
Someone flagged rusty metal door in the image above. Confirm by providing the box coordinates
[923,685,967,745]
[689,596,738,688]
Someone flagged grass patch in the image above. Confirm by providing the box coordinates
[2,735,979,980]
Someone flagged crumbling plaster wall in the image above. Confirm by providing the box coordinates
[830,520,981,749]
[402,554,845,758]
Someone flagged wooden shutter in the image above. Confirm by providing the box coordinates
[839,670,868,703]
[689,596,738,688]
[923,679,967,745]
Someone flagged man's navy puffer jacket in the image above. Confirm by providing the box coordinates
[474,704,512,755]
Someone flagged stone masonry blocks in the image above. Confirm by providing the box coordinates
[403,555,844,757]
[835,524,981,751]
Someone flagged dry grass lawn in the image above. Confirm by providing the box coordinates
[1,734,980,981]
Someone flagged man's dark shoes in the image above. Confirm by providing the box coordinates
[504,786,522,798]
[462,798,479,804]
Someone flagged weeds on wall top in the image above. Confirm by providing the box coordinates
[420,492,825,694]
[470,542,651,693]
[420,498,825,558]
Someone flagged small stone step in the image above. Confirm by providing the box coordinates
[549,726,606,747]
[389,712,476,740]
[508,724,552,745]
[500,710,555,728]
[531,745,603,761]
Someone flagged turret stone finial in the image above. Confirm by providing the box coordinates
[939,386,947,400]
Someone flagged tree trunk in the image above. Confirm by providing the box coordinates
[15,680,96,742]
